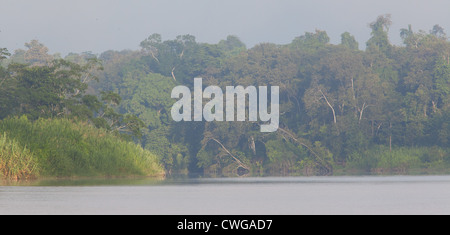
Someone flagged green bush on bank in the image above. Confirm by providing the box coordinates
[0,116,165,179]
[346,145,450,174]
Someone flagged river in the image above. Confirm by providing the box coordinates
[1,175,450,215]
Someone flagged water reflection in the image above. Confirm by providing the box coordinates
[3,174,450,187]
[0,177,165,187]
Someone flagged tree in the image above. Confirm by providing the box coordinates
[0,48,10,87]
[5,60,86,119]
[140,33,162,63]
[140,34,224,85]
[400,25,424,49]
[218,35,247,57]
[0,48,12,118]
[431,24,446,39]
[290,30,330,51]
[0,48,10,61]
[340,32,359,50]
[367,14,392,54]
[23,40,54,66]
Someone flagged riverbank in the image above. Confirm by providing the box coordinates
[1,116,449,180]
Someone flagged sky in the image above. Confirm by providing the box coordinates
[1,0,450,56]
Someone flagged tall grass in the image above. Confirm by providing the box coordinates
[0,116,164,179]
[0,133,39,180]
[346,145,450,174]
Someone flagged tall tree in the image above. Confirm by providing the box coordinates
[367,14,392,54]
[23,40,54,66]
[340,32,359,50]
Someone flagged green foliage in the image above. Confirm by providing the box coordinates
[0,116,164,178]
[91,22,450,176]
[143,125,189,172]
[340,32,359,50]
[139,34,225,85]
[0,132,39,180]
[0,48,10,61]
[120,72,175,130]
[366,14,392,54]
[2,15,450,177]
[290,29,330,51]
[0,55,145,139]
[218,35,247,57]
[346,146,450,174]
[264,138,308,174]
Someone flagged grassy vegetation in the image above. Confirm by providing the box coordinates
[345,146,450,175]
[0,116,165,180]
[0,133,39,180]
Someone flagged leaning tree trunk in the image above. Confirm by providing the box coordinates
[206,137,250,172]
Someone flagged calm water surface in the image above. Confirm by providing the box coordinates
[1,175,450,214]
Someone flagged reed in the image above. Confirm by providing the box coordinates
[0,116,165,179]
[0,133,39,180]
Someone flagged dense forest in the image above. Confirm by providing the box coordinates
[1,15,449,178]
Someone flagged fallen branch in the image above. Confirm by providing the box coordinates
[278,127,332,175]
[171,67,177,81]
[208,137,250,171]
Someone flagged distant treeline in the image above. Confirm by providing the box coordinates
[1,14,449,177]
